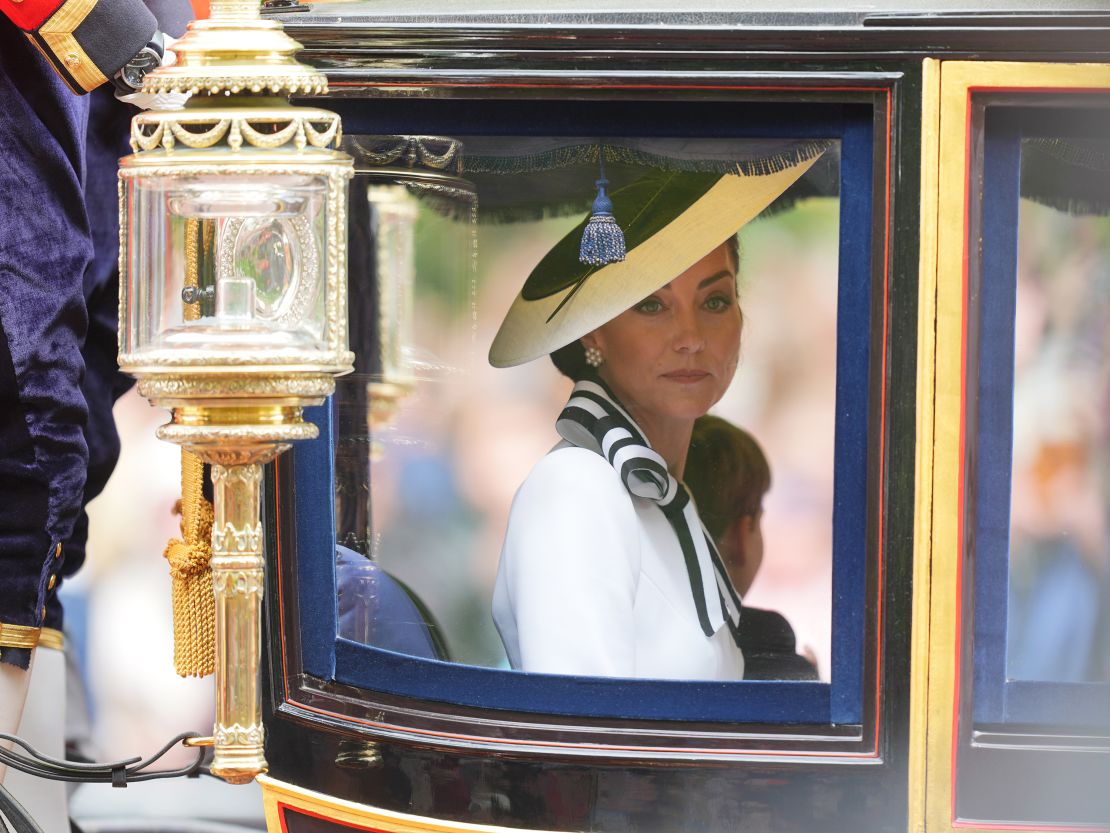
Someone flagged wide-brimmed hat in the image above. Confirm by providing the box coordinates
[489,148,825,368]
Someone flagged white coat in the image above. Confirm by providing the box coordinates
[492,444,745,680]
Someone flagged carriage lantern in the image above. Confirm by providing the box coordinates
[117,0,353,785]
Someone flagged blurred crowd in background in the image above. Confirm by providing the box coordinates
[1008,198,1110,684]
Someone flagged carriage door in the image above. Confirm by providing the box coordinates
[916,60,1110,832]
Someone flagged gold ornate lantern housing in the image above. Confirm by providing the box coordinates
[117,0,353,785]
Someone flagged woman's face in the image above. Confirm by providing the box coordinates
[583,242,742,427]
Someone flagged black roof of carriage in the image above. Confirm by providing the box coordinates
[274,0,1110,61]
[289,0,1105,19]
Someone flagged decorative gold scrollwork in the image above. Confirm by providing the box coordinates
[137,376,336,401]
[168,119,232,150]
[211,567,264,596]
[345,135,463,174]
[211,522,263,555]
[214,722,265,747]
[143,74,327,98]
[238,117,300,150]
[305,119,340,150]
[130,112,342,154]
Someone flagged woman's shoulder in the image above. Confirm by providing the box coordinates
[502,444,641,573]
[515,443,630,507]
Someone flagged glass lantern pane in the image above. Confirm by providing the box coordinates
[124,172,331,359]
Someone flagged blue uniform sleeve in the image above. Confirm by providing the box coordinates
[1,0,157,93]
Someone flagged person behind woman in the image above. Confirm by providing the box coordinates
[685,415,818,680]
[488,150,823,680]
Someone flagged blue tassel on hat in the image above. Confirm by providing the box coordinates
[579,147,626,266]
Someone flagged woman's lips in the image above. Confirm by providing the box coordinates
[662,370,710,384]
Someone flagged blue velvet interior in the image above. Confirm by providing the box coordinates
[336,637,830,721]
[971,107,1110,728]
[287,102,876,725]
[970,114,1020,724]
[294,402,339,681]
[828,112,872,725]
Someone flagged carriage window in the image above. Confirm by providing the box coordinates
[946,90,1110,830]
[970,110,1110,731]
[336,136,840,680]
[294,100,878,724]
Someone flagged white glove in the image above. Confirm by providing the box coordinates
[117,90,190,110]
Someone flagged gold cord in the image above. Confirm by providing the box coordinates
[164,450,215,677]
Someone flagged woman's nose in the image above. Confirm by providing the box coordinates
[672,308,706,353]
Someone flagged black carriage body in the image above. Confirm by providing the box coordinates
[257,5,1110,832]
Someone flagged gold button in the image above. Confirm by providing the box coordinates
[64,53,79,68]
[47,574,56,591]
[54,543,62,559]
[41,606,46,620]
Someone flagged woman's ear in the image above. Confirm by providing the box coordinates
[717,515,742,566]
[580,330,602,353]
[732,515,753,565]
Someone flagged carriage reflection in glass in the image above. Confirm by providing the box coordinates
[128,2,1110,832]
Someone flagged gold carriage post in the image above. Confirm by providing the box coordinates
[116,0,353,784]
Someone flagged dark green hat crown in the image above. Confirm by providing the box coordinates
[522,170,726,302]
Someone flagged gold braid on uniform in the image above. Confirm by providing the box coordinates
[164,451,215,677]
[163,218,216,677]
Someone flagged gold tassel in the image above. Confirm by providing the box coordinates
[164,450,215,677]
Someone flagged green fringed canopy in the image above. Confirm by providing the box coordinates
[1021,138,1110,217]
[460,137,839,223]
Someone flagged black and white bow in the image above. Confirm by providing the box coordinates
[556,380,743,642]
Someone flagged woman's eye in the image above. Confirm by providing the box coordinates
[704,294,733,312]
[635,298,664,314]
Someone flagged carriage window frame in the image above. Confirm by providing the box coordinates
[969,103,1110,731]
[926,64,1110,830]
[274,96,889,729]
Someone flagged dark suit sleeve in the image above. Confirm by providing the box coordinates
[0,0,156,93]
